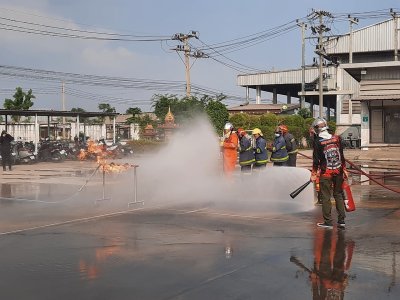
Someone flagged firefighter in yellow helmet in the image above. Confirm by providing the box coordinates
[252,128,267,169]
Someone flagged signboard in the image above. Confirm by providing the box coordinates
[362,116,368,122]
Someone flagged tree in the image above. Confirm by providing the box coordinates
[152,94,229,132]
[98,103,116,123]
[71,107,88,123]
[152,94,179,120]
[297,108,312,119]
[204,96,229,133]
[126,107,142,124]
[4,87,35,121]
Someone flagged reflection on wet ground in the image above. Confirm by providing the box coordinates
[0,181,399,299]
[290,229,355,299]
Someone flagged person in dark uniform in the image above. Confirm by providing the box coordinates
[0,130,14,171]
[279,124,298,167]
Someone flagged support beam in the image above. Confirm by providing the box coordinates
[47,116,50,139]
[256,86,261,104]
[310,99,315,118]
[246,86,249,103]
[76,115,80,141]
[34,114,38,154]
[326,100,331,121]
[287,91,291,104]
[113,116,116,144]
[272,88,277,104]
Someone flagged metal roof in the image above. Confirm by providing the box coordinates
[0,109,119,117]
[325,18,397,55]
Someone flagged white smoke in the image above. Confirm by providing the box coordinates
[127,116,314,216]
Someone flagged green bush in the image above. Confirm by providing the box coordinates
[229,112,336,149]
[259,113,278,127]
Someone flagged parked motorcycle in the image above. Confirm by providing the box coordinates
[12,141,37,164]
[37,139,65,162]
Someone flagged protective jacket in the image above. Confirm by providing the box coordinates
[283,132,297,155]
[312,133,345,177]
[222,132,238,175]
[0,133,14,154]
[254,136,267,166]
[270,135,289,162]
[238,135,255,166]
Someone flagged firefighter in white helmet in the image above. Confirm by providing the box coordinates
[220,122,238,177]
[310,117,348,229]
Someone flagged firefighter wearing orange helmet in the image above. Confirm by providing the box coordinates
[220,122,238,176]
[237,128,255,173]
[279,124,298,167]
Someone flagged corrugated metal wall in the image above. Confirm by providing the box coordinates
[325,19,398,54]
[237,66,336,86]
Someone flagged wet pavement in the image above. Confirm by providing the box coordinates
[0,162,399,299]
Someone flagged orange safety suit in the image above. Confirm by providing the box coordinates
[222,132,238,176]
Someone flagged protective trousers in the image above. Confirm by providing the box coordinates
[1,150,11,171]
[319,174,346,225]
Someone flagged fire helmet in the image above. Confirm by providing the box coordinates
[224,122,233,131]
[279,125,288,134]
[312,117,328,133]
[252,128,263,136]
[237,128,245,136]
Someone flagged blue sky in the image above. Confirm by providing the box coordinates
[0,0,399,113]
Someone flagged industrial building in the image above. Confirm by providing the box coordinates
[237,16,400,148]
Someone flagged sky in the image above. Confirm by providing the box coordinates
[0,0,399,113]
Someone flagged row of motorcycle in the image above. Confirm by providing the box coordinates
[0,139,134,164]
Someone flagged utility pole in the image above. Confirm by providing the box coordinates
[297,20,307,109]
[62,81,66,139]
[391,9,398,61]
[309,9,332,118]
[172,31,208,97]
[348,15,359,63]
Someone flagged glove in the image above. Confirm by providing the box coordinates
[310,171,318,183]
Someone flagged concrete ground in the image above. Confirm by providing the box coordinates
[0,154,399,299]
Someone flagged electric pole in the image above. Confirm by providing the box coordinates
[391,9,398,61]
[172,31,208,97]
[309,9,332,118]
[297,20,307,109]
[348,15,359,63]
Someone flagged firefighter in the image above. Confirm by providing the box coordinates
[269,127,289,166]
[237,128,255,174]
[221,122,238,176]
[252,128,267,169]
[279,124,298,167]
[310,118,348,229]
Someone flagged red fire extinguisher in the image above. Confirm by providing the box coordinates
[342,180,356,212]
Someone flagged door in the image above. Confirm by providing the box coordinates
[370,109,384,143]
[384,108,400,144]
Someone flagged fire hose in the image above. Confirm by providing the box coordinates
[297,152,400,194]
